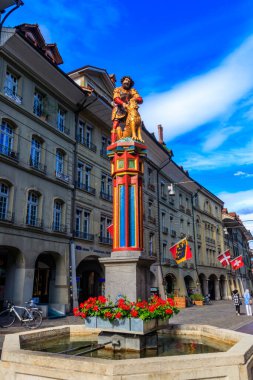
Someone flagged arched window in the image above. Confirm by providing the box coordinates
[53,200,63,231]
[0,121,14,156]
[30,137,42,169]
[0,183,9,220]
[56,150,64,174]
[26,191,39,226]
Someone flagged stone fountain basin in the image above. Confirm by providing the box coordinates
[1,324,253,380]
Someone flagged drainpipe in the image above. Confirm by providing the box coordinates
[70,240,78,309]
[191,192,201,292]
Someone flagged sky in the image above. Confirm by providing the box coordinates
[5,0,253,237]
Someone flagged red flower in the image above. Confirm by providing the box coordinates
[98,296,107,303]
[165,308,173,315]
[148,305,156,312]
[93,306,99,311]
[166,298,175,307]
[104,312,113,318]
[115,312,122,319]
[130,309,138,317]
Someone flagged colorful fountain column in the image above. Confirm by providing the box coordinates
[99,137,155,302]
[108,138,146,251]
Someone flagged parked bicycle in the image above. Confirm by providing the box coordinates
[0,300,43,329]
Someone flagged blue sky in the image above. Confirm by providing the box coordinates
[5,0,253,235]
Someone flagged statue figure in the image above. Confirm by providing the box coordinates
[111,76,143,143]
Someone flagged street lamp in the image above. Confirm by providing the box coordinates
[0,0,24,37]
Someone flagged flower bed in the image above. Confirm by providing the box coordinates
[73,295,179,322]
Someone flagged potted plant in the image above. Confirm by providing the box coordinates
[73,295,179,333]
[173,295,187,308]
[190,293,204,306]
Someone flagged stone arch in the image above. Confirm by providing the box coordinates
[76,255,104,302]
[32,251,62,304]
[208,274,219,300]
[184,275,195,296]
[0,245,25,307]
[219,274,227,299]
[164,272,177,295]
[199,273,207,296]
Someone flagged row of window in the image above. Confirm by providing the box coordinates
[0,183,112,243]
[4,70,112,152]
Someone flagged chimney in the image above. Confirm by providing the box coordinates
[157,124,164,144]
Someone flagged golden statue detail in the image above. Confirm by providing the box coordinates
[111,76,144,143]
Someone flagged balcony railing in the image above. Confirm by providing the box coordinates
[75,181,96,195]
[100,148,109,159]
[26,217,43,228]
[170,230,176,237]
[74,231,94,241]
[148,183,155,192]
[57,124,70,135]
[52,223,67,233]
[162,258,178,267]
[162,226,168,234]
[99,236,113,245]
[148,215,156,224]
[169,198,175,205]
[179,205,185,212]
[4,87,22,104]
[180,232,186,238]
[188,235,194,242]
[0,211,14,223]
[0,144,19,161]
[100,191,113,202]
[186,208,192,216]
[161,194,167,201]
[30,157,47,173]
[77,135,97,152]
[205,237,215,245]
[55,171,69,183]
[197,234,201,240]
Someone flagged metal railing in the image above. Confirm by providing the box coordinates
[99,236,113,245]
[57,124,70,135]
[162,226,168,234]
[4,87,22,104]
[52,223,67,233]
[0,144,19,160]
[0,211,14,223]
[26,217,43,228]
[148,215,156,224]
[77,135,97,152]
[29,157,47,173]
[100,191,112,202]
[55,171,69,183]
[74,231,94,241]
[170,230,176,237]
[75,181,96,195]
[100,148,109,159]
[147,183,155,191]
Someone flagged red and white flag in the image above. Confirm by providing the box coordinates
[230,255,244,270]
[217,250,231,267]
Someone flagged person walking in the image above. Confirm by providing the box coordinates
[243,289,252,316]
[232,289,241,316]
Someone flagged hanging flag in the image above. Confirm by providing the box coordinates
[107,224,114,238]
[217,250,231,267]
[169,238,192,264]
[230,255,244,270]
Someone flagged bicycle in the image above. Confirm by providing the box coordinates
[0,300,43,329]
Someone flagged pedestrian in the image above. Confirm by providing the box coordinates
[232,289,241,316]
[243,289,252,316]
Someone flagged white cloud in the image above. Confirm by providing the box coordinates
[218,189,253,235]
[234,171,253,178]
[202,126,241,152]
[182,138,253,170]
[141,35,253,141]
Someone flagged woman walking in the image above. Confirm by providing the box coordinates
[243,289,252,316]
[232,289,241,316]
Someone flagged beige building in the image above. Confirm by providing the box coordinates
[0,24,90,312]
[222,209,253,296]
